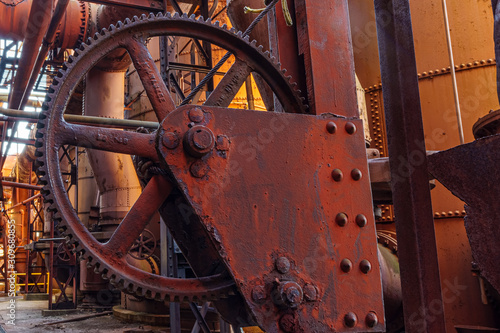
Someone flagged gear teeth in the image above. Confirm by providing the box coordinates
[36,13,304,304]
[116,21,124,28]
[156,12,164,18]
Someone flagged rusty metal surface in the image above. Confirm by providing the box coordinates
[157,106,384,332]
[292,0,357,117]
[428,134,500,296]
[374,1,446,332]
[35,13,304,306]
[473,109,500,139]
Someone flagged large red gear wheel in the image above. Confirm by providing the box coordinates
[35,12,305,303]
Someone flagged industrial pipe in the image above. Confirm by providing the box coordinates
[2,0,53,170]
[2,181,42,191]
[0,107,159,129]
[20,0,72,109]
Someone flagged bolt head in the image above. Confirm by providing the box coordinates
[331,169,343,182]
[162,132,179,149]
[360,260,372,274]
[276,257,291,274]
[184,125,215,158]
[303,284,318,302]
[340,258,352,273]
[326,121,337,134]
[336,213,348,227]
[279,314,296,333]
[252,285,267,303]
[344,312,357,328]
[189,107,205,123]
[345,122,357,135]
[277,281,303,308]
[351,169,362,181]
[356,214,367,227]
[190,160,210,178]
[365,312,378,328]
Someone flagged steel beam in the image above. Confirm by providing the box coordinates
[373,0,446,331]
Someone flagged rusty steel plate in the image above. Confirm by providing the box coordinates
[428,134,500,295]
[157,106,385,332]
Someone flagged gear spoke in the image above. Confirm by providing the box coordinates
[125,37,175,120]
[56,122,157,160]
[104,175,172,256]
[204,59,252,108]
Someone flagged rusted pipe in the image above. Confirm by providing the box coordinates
[2,181,42,191]
[7,193,42,211]
[8,0,53,109]
[2,0,53,170]
[0,0,33,40]
[20,0,72,109]
[0,107,159,129]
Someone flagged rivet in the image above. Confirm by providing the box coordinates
[279,314,296,333]
[336,213,348,227]
[190,160,210,178]
[303,284,318,302]
[326,121,337,134]
[356,214,367,227]
[344,312,357,328]
[162,132,179,149]
[276,257,291,274]
[345,122,357,135]
[188,107,205,123]
[365,312,378,328]
[360,260,372,274]
[340,258,352,273]
[331,169,343,182]
[252,285,267,303]
[351,169,362,181]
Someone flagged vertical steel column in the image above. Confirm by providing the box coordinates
[373,1,446,332]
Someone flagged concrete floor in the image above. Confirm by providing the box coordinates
[0,298,167,333]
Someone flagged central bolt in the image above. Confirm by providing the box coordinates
[184,125,215,158]
[274,281,303,308]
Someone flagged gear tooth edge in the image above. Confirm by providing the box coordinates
[86,37,92,45]
[165,11,172,18]
[93,32,99,40]
[221,23,227,29]
[205,17,211,24]
[258,45,264,52]
[124,17,131,24]
[141,13,148,20]
[181,12,188,19]
[148,12,155,19]
[243,35,250,42]
[214,20,220,26]
[189,14,196,20]
[109,24,116,31]
[116,21,124,28]
[132,15,139,22]
[100,28,107,36]
[235,30,242,36]
[156,12,163,18]
[173,12,180,18]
